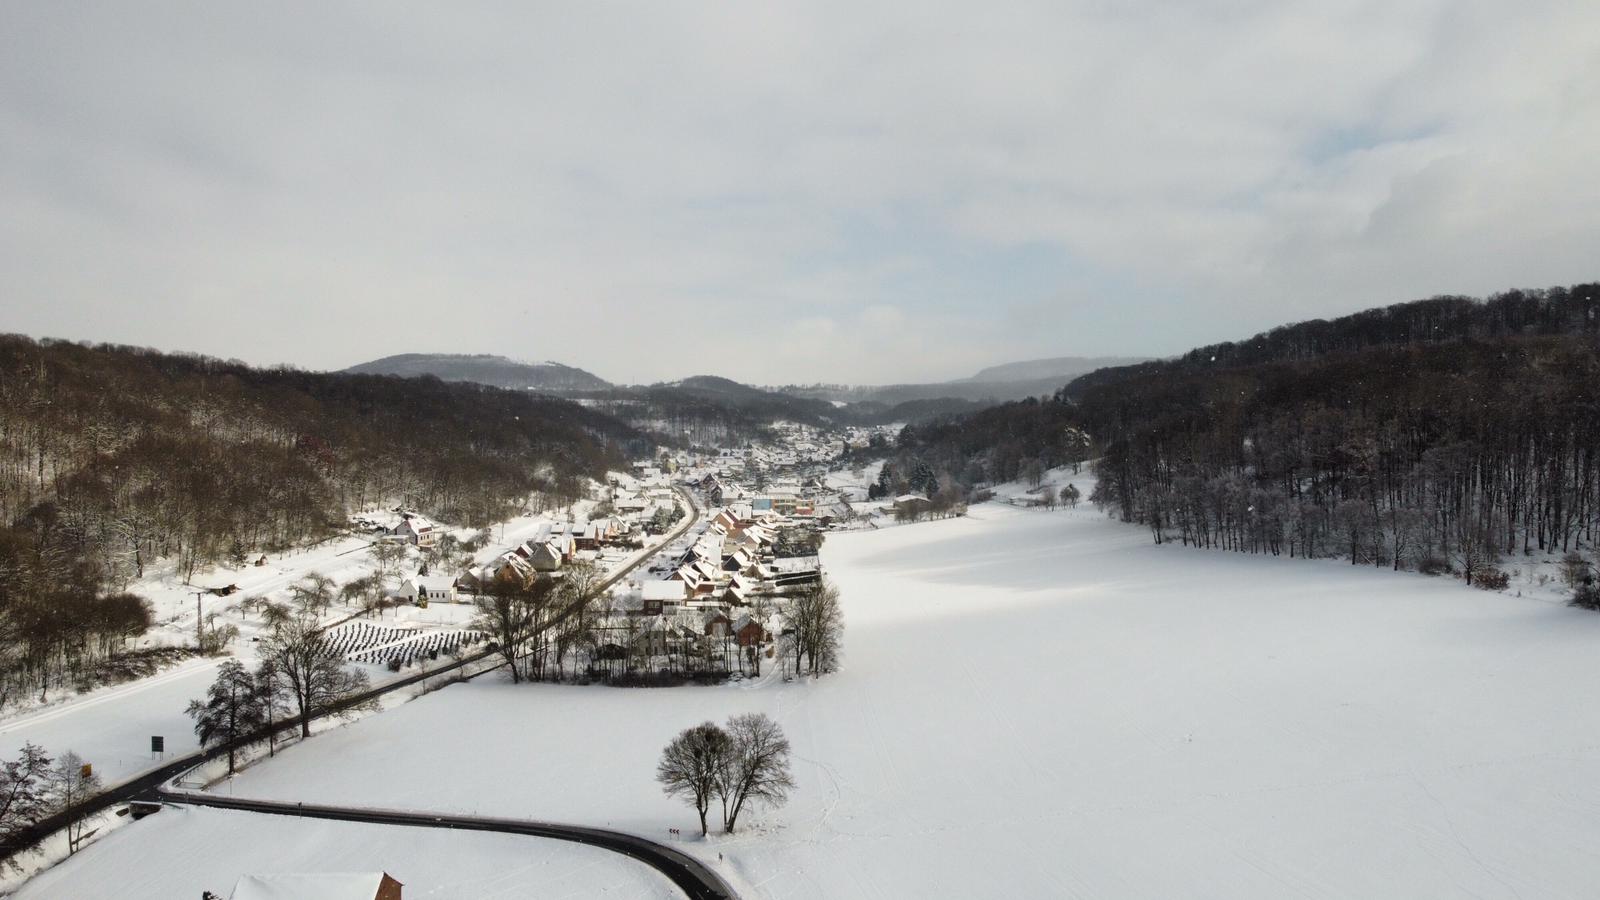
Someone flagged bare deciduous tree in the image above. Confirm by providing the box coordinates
[789,579,843,676]
[367,541,408,594]
[51,751,101,855]
[253,659,290,757]
[471,580,550,683]
[259,614,372,738]
[719,713,795,833]
[288,572,336,619]
[657,721,730,836]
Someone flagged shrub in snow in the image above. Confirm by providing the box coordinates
[1473,567,1510,591]
[1570,579,1600,612]
[1562,552,1594,590]
[1418,556,1452,576]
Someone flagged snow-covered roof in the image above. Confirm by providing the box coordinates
[770,555,820,574]
[398,513,437,532]
[643,580,686,601]
[230,872,392,900]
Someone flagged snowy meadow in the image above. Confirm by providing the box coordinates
[15,805,681,898]
[173,491,1600,899]
[34,490,1600,896]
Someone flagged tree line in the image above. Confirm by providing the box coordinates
[1084,335,1600,584]
[466,569,845,686]
[890,283,1600,595]
[1062,283,1600,399]
[184,606,375,779]
[469,559,609,684]
[0,511,154,706]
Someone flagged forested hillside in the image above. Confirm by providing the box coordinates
[571,376,845,445]
[894,283,1600,584]
[1064,285,1600,398]
[0,336,646,592]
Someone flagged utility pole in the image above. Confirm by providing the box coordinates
[191,590,205,649]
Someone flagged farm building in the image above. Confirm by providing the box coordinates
[893,494,932,516]
[398,575,458,604]
[390,514,439,547]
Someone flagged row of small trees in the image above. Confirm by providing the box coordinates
[657,713,794,836]
[785,580,843,677]
[186,613,373,775]
[469,560,608,684]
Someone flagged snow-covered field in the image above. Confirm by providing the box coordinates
[183,484,1600,898]
[14,806,679,899]
[0,501,613,787]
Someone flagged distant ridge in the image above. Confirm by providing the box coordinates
[773,355,1151,406]
[957,355,1149,385]
[344,353,611,392]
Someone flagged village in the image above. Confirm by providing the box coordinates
[0,418,920,899]
[330,421,906,684]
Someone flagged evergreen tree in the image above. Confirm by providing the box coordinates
[871,463,895,500]
[0,743,53,863]
[186,659,264,775]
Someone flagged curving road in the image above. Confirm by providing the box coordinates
[152,789,737,900]
[2,486,711,888]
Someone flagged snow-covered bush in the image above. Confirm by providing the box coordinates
[1473,567,1510,591]
[1570,580,1600,611]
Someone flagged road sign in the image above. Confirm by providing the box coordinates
[151,735,164,753]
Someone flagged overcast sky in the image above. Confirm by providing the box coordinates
[3,2,1598,385]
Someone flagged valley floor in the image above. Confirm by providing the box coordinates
[41,487,1600,898]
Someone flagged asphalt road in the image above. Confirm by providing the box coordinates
[1,486,708,881]
[154,789,738,900]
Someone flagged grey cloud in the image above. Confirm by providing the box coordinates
[2,1,1597,383]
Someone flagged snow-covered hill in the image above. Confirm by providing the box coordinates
[343,353,612,391]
